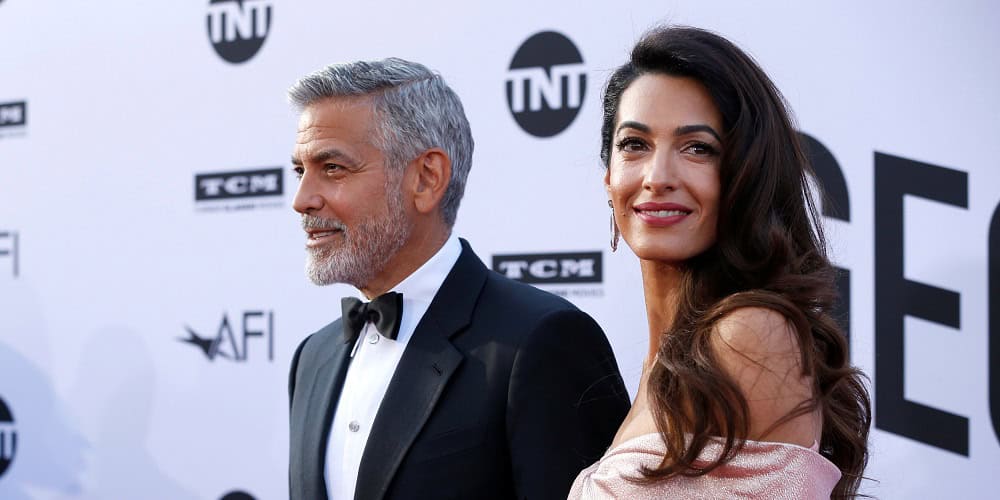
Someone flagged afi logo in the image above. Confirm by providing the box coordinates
[0,101,26,128]
[206,0,273,64]
[0,396,16,479]
[0,231,18,278]
[493,252,602,284]
[195,168,283,201]
[180,311,274,362]
[505,31,586,138]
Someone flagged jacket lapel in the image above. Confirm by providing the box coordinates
[289,320,352,499]
[354,240,488,500]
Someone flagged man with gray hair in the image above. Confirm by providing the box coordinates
[286,58,629,500]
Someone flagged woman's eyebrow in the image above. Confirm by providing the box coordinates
[616,120,650,134]
[675,124,721,142]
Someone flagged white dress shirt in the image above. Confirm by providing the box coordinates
[325,235,462,500]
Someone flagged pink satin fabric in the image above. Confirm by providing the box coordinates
[569,433,840,499]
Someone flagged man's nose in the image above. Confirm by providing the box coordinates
[292,172,324,214]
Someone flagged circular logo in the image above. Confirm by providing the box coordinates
[206,0,273,64]
[0,397,16,478]
[505,31,587,138]
[220,491,256,500]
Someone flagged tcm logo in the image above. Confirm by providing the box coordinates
[0,101,26,128]
[493,252,602,284]
[180,310,274,362]
[0,231,18,278]
[206,0,273,64]
[505,31,586,138]
[195,168,283,201]
[0,396,16,479]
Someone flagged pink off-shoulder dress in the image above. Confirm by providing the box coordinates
[569,433,840,499]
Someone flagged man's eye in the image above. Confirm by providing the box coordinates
[292,167,304,179]
[325,164,345,174]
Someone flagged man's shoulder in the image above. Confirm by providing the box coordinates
[293,317,343,361]
[478,266,588,321]
[451,239,583,317]
[459,270,613,366]
[309,316,343,340]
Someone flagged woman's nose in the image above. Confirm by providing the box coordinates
[643,151,678,193]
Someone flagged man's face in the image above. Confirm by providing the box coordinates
[291,97,411,288]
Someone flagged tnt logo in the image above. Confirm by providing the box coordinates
[195,168,283,201]
[0,231,18,278]
[180,310,274,362]
[0,397,16,479]
[206,0,273,64]
[220,491,257,500]
[0,101,26,128]
[505,31,586,138]
[493,251,602,284]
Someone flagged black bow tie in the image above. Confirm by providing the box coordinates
[341,292,403,344]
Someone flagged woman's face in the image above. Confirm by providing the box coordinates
[606,73,723,265]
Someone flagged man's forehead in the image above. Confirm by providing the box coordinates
[299,95,373,120]
[299,99,378,142]
[293,96,381,160]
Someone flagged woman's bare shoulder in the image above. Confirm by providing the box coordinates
[710,306,820,446]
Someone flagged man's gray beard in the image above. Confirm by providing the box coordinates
[303,193,411,288]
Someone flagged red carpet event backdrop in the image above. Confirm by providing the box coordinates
[1,1,998,498]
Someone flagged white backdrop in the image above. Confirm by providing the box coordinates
[1,1,999,498]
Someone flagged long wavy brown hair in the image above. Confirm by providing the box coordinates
[600,26,872,497]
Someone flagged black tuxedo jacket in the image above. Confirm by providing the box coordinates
[288,240,629,499]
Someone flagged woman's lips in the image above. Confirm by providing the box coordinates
[633,202,692,226]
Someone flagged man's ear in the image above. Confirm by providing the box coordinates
[410,148,451,215]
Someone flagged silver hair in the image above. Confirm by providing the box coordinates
[288,57,474,227]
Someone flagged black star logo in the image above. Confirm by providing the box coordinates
[178,326,222,360]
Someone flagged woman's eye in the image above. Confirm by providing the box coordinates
[684,142,718,156]
[616,137,648,152]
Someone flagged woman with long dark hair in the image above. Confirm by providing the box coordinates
[570,26,871,498]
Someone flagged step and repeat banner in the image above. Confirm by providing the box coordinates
[1,0,998,498]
